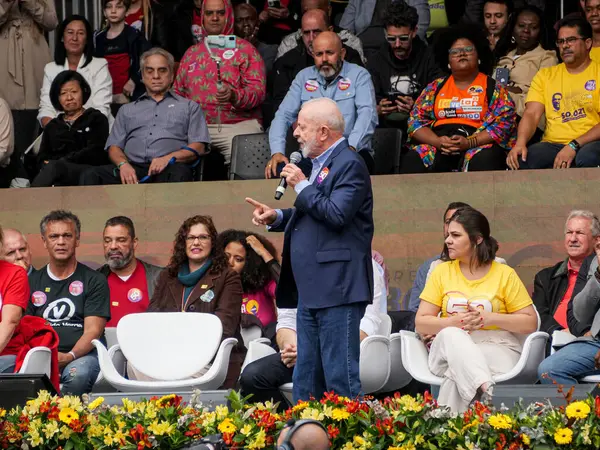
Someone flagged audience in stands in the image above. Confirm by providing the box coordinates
[493,6,557,121]
[39,15,113,127]
[532,210,599,334]
[367,1,443,132]
[125,0,145,32]
[32,71,110,187]
[415,207,537,412]
[585,0,600,62]
[0,228,34,275]
[339,0,430,60]
[256,0,301,45]
[142,215,246,388]
[402,25,516,173]
[239,256,387,408]
[0,225,30,373]
[267,31,377,176]
[0,0,57,115]
[94,0,151,108]
[27,210,110,395]
[234,3,278,73]
[276,0,364,63]
[271,9,363,117]
[80,48,209,185]
[408,202,471,312]
[218,230,279,328]
[97,216,162,327]
[484,0,512,50]
[538,242,600,384]
[174,0,266,168]
[0,98,14,188]
[508,17,600,170]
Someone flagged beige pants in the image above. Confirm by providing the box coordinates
[127,361,211,381]
[429,327,521,413]
[208,119,263,165]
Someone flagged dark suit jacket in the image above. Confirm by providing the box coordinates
[272,139,374,309]
[148,266,246,388]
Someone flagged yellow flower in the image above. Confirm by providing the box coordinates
[29,429,43,447]
[58,425,73,440]
[292,401,309,413]
[218,418,237,434]
[300,408,325,421]
[566,401,591,420]
[331,408,350,421]
[462,419,480,432]
[414,434,425,445]
[0,409,5,418]
[398,395,423,413]
[144,402,158,420]
[521,434,531,446]
[215,405,229,420]
[148,420,174,436]
[43,421,59,439]
[58,396,83,412]
[241,424,253,436]
[247,429,266,449]
[121,398,138,414]
[58,407,79,425]
[554,428,573,445]
[88,397,104,410]
[487,413,512,430]
[354,435,366,446]
[87,423,104,439]
[341,443,353,450]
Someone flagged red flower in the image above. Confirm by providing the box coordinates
[321,391,340,405]
[595,396,600,417]
[47,406,60,420]
[130,424,151,449]
[495,433,507,450]
[69,419,85,433]
[39,402,51,414]
[18,416,29,432]
[327,424,340,440]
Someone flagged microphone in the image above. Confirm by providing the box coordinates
[274,151,302,200]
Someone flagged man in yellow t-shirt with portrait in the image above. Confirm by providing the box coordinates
[507,17,600,170]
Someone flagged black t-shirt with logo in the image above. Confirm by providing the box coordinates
[27,263,111,352]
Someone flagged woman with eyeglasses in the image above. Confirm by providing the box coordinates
[493,6,557,120]
[141,215,246,388]
[400,25,517,173]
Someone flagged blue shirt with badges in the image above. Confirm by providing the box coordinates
[269,61,378,156]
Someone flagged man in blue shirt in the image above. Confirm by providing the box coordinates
[265,31,377,177]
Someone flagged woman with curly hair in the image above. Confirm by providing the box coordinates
[400,24,517,173]
[218,229,279,328]
[140,215,246,388]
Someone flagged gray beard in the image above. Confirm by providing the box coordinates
[106,251,134,270]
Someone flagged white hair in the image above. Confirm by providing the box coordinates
[140,47,175,74]
[301,98,345,132]
[565,210,600,236]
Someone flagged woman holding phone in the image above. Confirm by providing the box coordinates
[401,25,516,173]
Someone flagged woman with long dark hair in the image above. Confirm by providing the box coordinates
[415,207,538,412]
[143,215,246,388]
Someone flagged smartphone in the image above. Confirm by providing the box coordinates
[387,91,401,103]
[268,0,281,7]
[206,35,237,49]
[495,67,510,86]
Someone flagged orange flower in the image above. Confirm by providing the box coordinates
[327,424,340,440]
[595,396,600,417]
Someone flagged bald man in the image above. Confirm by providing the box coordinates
[276,0,364,62]
[277,421,330,450]
[247,97,374,401]
[1,228,34,275]
[268,31,377,176]
[234,4,277,72]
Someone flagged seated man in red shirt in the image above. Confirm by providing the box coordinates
[97,216,162,326]
[0,224,31,373]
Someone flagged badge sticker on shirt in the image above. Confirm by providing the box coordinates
[69,281,84,296]
[223,49,235,60]
[317,167,329,184]
[246,299,259,315]
[32,291,47,307]
[44,287,51,293]
[586,80,597,91]
[338,78,351,91]
[127,288,143,303]
[305,79,318,92]
[468,85,484,94]
[191,24,202,43]
[200,289,215,303]
[188,62,197,73]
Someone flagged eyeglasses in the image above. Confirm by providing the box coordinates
[556,36,586,46]
[186,234,211,243]
[385,34,411,44]
[448,46,475,56]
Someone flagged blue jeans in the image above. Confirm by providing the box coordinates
[538,339,600,384]
[0,355,16,373]
[520,141,600,169]
[60,350,100,396]
[293,302,367,402]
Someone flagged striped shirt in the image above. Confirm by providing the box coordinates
[106,91,210,163]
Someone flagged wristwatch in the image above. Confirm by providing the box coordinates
[568,140,581,152]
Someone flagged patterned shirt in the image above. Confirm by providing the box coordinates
[105,91,210,164]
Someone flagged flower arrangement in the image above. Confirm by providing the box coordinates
[2,388,600,449]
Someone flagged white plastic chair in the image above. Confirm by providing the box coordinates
[550,330,600,383]
[19,347,51,378]
[96,327,118,384]
[378,313,392,337]
[400,330,549,386]
[241,341,277,373]
[241,325,270,348]
[93,312,238,392]
[378,332,412,392]
[359,335,391,393]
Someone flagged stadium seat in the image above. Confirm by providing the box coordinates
[372,128,402,175]
[230,133,271,180]
[19,347,51,378]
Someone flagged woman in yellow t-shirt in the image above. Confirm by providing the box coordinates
[415,207,538,413]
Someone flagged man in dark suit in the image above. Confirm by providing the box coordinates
[246,97,374,402]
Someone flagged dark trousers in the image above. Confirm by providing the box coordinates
[294,302,366,402]
[239,353,293,410]
[32,160,93,187]
[400,144,507,173]
[520,141,600,169]
[79,162,193,185]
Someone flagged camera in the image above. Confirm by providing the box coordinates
[268,0,281,7]
[206,35,237,49]
[187,434,227,450]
